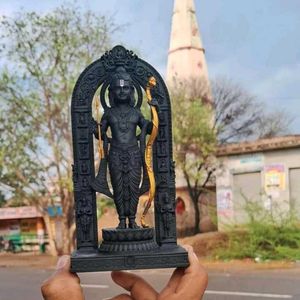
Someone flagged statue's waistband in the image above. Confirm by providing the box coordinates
[110,142,139,152]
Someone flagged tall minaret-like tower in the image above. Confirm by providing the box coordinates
[166,0,209,88]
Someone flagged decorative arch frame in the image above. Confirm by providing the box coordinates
[71,46,177,254]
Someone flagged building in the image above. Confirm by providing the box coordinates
[0,205,63,252]
[0,206,45,251]
[216,135,300,230]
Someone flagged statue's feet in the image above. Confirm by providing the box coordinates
[116,219,126,229]
[128,220,140,229]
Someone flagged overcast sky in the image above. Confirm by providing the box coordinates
[1,0,300,132]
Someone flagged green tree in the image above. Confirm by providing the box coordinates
[172,81,216,234]
[0,4,118,255]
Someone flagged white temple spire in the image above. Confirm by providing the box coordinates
[166,0,209,88]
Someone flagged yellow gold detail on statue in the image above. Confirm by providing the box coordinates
[140,214,149,228]
[95,98,104,159]
[141,76,159,228]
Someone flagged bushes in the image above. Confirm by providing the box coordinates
[215,200,300,261]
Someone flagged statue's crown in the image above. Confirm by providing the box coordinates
[101,45,137,72]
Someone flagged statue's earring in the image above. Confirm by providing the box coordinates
[130,87,136,107]
[108,90,115,108]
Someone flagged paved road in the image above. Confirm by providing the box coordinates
[0,266,299,300]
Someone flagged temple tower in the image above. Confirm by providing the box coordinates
[166,1,216,234]
[166,0,209,88]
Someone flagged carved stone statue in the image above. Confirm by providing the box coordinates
[92,67,156,229]
[71,45,188,272]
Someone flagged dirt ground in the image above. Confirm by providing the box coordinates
[0,252,57,269]
[179,231,228,257]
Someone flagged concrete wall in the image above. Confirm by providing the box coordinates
[216,148,300,230]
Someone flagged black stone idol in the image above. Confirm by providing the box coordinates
[71,45,188,272]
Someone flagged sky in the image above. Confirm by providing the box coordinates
[1,0,300,132]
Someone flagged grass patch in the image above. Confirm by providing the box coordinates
[215,200,300,261]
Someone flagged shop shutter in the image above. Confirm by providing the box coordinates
[233,172,261,224]
[289,168,300,219]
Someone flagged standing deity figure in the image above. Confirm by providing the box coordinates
[92,67,157,230]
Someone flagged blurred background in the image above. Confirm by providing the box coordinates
[0,0,300,299]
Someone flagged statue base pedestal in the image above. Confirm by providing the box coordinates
[71,245,188,273]
[71,228,188,272]
[99,227,158,252]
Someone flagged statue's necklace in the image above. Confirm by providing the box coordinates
[116,108,131,132]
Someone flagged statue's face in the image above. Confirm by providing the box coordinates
[111,79,132,103]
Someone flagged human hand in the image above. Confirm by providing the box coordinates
[110,245,208,300]
[41,255,84,300]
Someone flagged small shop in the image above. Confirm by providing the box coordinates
[0,206,46,252]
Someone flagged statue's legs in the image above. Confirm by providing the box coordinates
[109,145,142,229]
[109,163,126,229]
[128,165,141,228]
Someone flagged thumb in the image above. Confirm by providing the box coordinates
[55,255,71,272]
[48,255,78,281]
[52,255,79,283]
[41,255,83,300]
